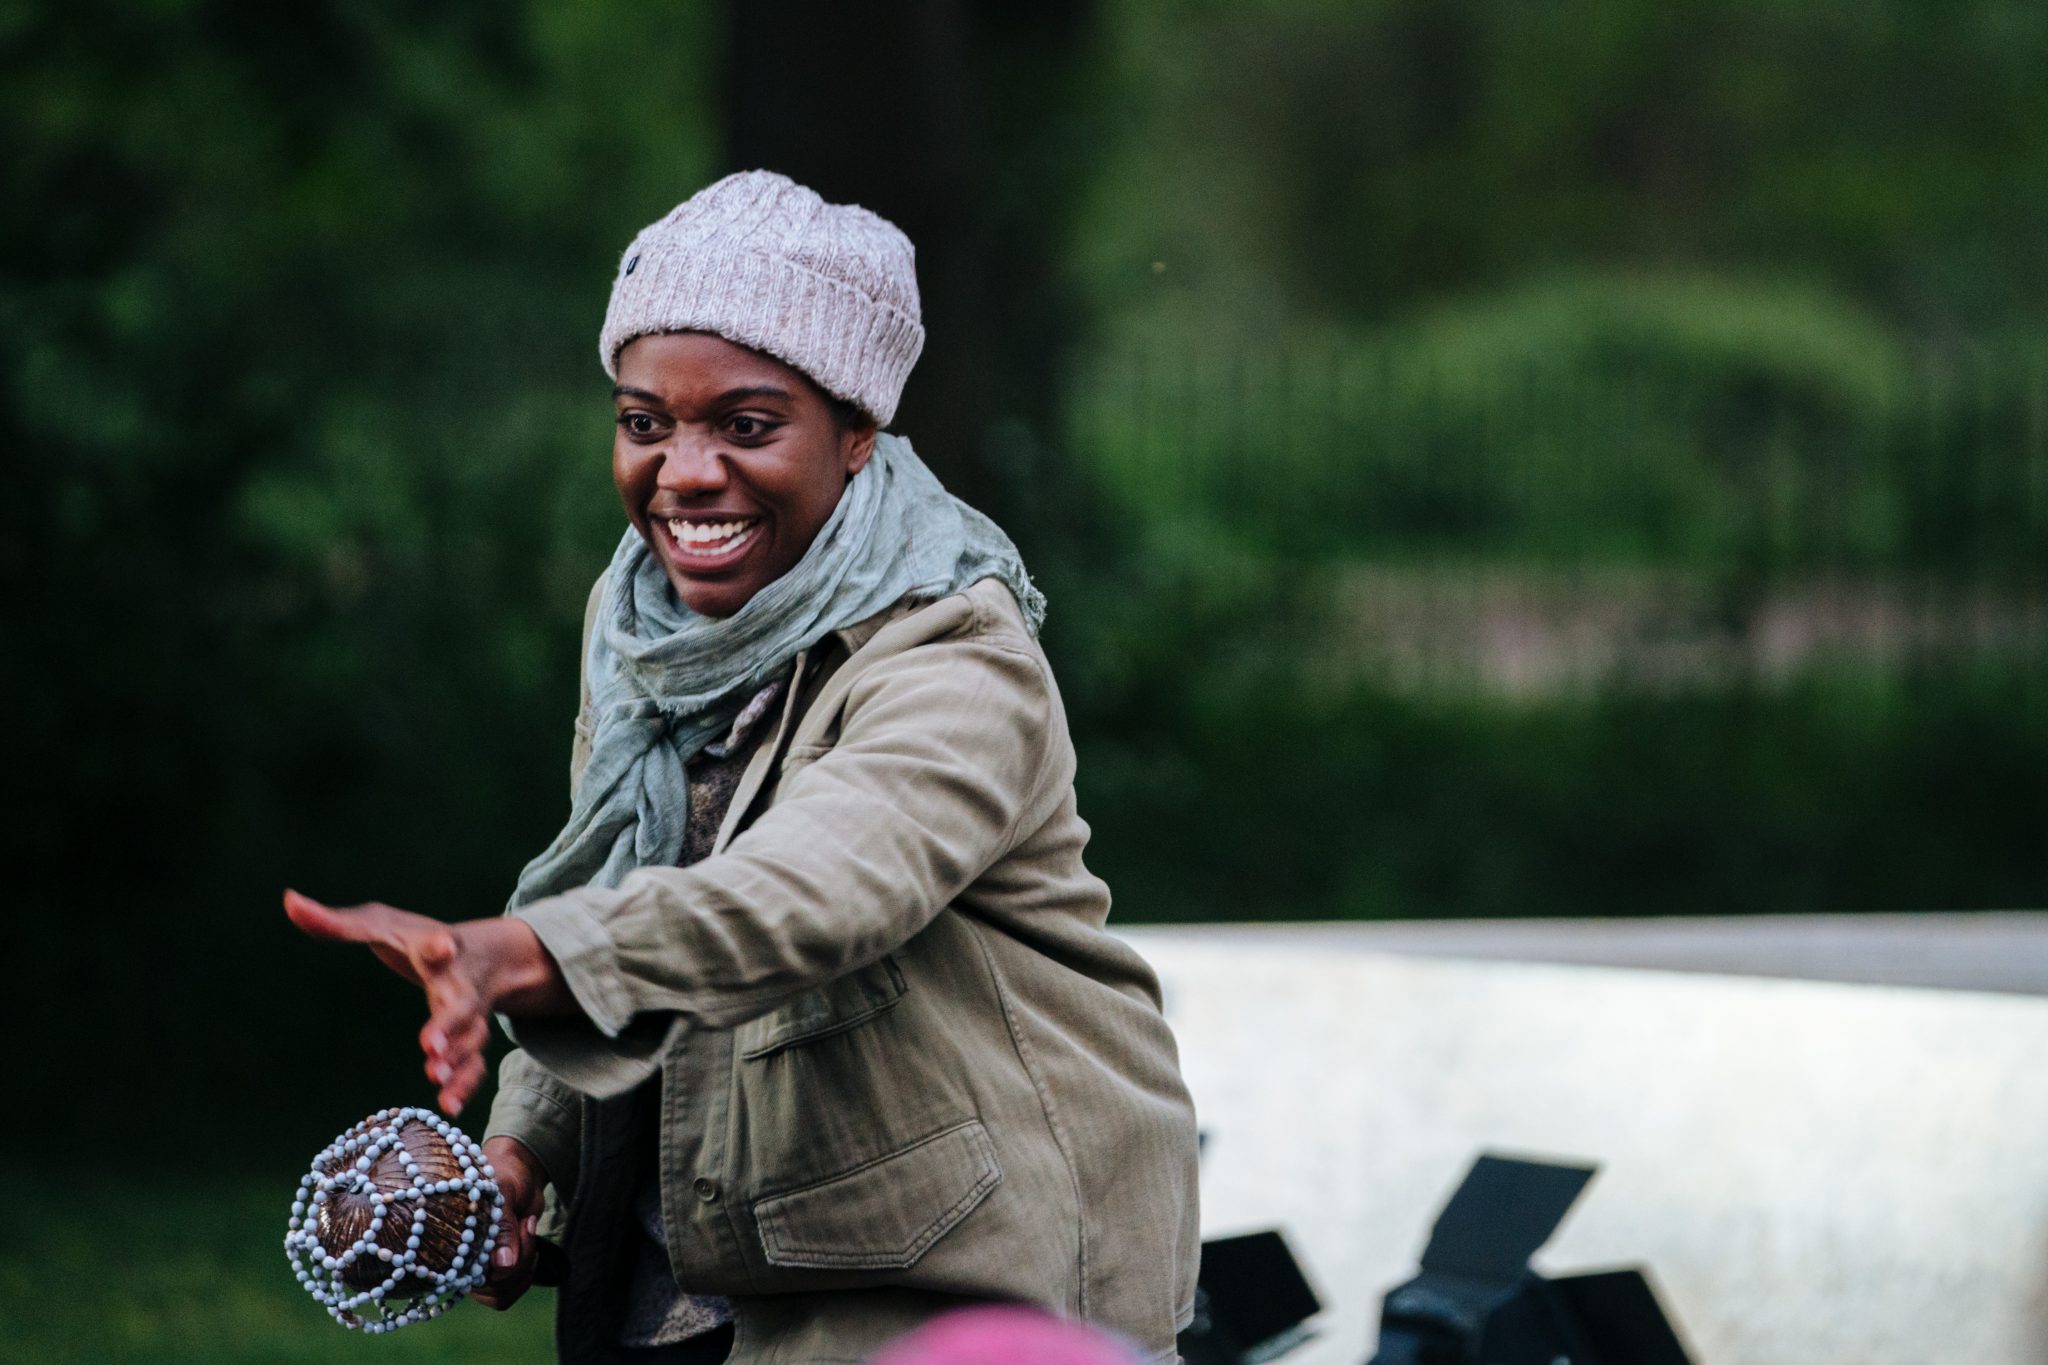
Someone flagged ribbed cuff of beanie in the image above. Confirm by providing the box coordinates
[600,250,922,427]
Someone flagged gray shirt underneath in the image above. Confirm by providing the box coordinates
[615,679,785,1349]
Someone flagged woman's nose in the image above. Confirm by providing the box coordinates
[657,437,729,494]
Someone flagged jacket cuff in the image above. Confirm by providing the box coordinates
[482,1057,582,1198]
[515,889,636,1038]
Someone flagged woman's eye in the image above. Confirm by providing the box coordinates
[728,415,768,439]
[617,412,660,438]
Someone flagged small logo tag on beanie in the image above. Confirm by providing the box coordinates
[624,254,639,276]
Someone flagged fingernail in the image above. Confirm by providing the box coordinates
[494,1245,516,1267]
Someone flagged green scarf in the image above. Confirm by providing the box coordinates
[508,432,1043,909]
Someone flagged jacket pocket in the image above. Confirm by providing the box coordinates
[753,1119,1002,1270]
[737,954,909,1059]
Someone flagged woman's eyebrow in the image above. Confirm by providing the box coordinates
[610,383,795,406]
[712,385,795,405]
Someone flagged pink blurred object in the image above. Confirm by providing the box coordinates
[871,1305,1145,1365]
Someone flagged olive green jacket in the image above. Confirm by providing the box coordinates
[484,578,1200,1364]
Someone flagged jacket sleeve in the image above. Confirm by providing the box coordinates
[481,1045,583,1204]
[507,616,1061,1097]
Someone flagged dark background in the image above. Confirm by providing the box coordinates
[7,0,2046,1204]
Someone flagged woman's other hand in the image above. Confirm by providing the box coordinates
[472,1135,547,1311]
[282,889,572,1115]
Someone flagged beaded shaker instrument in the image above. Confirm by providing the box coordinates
[284,1107,503,1332]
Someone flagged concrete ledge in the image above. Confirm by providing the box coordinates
[1123,925,2048,1365]
[1131,911,2048,996]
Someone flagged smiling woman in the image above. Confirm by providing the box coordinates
[611,333,878,621]
[284,169,1200,1365]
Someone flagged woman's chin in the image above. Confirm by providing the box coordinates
[668,574,753,618]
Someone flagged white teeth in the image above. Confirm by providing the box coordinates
[666,518,757,551]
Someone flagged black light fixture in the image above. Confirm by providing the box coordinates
[1366,1154,1694,1365]
[1178,1228,1323,1364]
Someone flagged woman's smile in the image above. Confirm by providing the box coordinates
[659,514,766,572]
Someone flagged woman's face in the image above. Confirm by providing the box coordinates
[612,331,877,618]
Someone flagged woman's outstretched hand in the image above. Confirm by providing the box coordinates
[282,889,573,1116]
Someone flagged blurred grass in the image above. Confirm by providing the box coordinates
[0,1170,551,1365]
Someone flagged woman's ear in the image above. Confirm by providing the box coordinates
[842,418,879,476]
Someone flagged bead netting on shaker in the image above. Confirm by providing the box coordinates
[283,1107,503,1333]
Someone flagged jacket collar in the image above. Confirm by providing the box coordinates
[714,593,936,855]
[830,593,931,657]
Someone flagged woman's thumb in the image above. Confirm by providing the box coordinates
[492,1213,535,1270]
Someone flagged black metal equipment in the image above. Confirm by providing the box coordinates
[1366,1154,1693,1365]
[1177,1229,1323,1364]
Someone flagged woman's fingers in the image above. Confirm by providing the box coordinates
[423,985,483,1061]
[282,889,370,941]
[422,1021,487,1111]
[420,985,492,1115]
[438,1051,487,1117]
[286,887,497,1116]
[421,1010,489,1064]
[404,930,497,1116]
[473,1212,539,1311]
[423,1041,482,1115]
[282,890,428,986]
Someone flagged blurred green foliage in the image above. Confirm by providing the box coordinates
[1070,0,2048,336]
[4,0,2047,1189]
[1045,0,2048,924]
[1074,632,2048,922]
[1068,275,2048,574]
[4,0,720,1163]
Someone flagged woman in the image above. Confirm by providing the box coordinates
[285,169,1200,1364]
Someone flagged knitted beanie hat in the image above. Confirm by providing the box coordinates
[599,170,925,426]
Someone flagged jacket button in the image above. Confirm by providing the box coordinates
[693,1177,720,1203]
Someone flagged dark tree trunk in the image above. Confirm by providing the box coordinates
[718,0,1098,536]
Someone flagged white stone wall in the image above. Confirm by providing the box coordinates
[1128,929,2048,1365]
